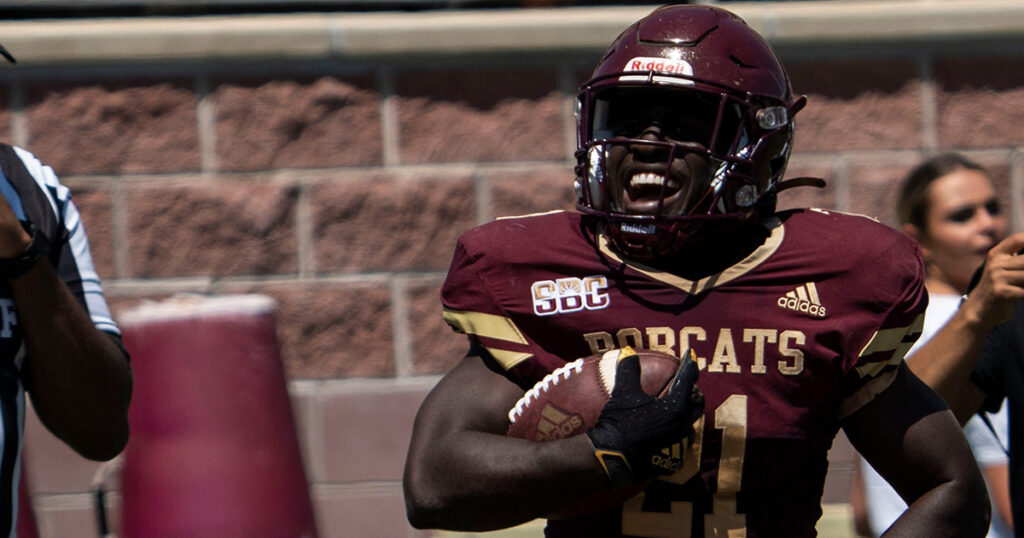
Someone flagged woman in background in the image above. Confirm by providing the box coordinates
[851,153,1013,537]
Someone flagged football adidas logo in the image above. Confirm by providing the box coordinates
[533,404,584,441]
[778,282,827,318]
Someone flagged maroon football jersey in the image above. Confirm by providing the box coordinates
[441,209,926,538]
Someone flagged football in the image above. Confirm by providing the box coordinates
[506,346,681,518]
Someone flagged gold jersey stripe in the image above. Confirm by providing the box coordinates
[485,348,534,370]
[442,308,529,344]
[496,209,567,221]
[596,217,784,295]
[854,313,925,378]
[855,340,917,379]
[442,309,534,370]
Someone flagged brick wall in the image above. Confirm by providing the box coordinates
[4,3,1024,536]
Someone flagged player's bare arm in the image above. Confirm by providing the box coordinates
[404,345,701,531]
[843,365,989,537]
[403,349,608,531]
[0,192,131,461]
[907,232,1024,424]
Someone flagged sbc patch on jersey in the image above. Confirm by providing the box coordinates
[531,275,610,316]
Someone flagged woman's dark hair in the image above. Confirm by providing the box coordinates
[896,153,988,230]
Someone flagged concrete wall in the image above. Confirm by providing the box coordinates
[3,1,1024,536]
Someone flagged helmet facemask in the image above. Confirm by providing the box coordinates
[575,80,797,260]
[571,4,809,261]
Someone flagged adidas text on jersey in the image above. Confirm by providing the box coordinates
[778,282,827,318]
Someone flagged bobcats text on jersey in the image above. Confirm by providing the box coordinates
[582,325,808,376]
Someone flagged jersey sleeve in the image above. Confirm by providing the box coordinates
[440,234,535,374]
[58,195,120,336]
[7,146,120,336]
[836,231,927,419]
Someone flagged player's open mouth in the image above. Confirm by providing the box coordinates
[624,172,682,213]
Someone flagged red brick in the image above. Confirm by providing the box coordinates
[213,76,382,171]
[776,156,837,212]
[407,278,466,376]
[935,55,1024,149]
[489,166,577,219]
[847,160,918,226]
[214,283,394,379]
[317,384,429,482]
[787,59,921,152]
[66,184,115,280]
[125,180,298,278]
[313,174,476,273]
[395,69,564,163]
[25,80,199,175]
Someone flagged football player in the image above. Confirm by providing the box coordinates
[403,5,988,537]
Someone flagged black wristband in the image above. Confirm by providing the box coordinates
[0,222,47,279]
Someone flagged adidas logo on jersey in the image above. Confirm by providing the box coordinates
[650,443,684,473]
[778,282,827,318]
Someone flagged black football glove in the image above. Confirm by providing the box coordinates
[585,347,704,488]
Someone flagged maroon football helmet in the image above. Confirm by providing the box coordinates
[575,4,808,259]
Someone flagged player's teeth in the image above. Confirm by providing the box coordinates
[630,173,676,189]
[630,173,664,188]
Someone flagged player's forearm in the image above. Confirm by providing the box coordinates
[10,260,131,460]
[905,308,989,424]
[404,432,606,531]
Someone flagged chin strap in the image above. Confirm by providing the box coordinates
[774,176,827,193]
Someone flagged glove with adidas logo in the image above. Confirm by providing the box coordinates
[586,348,704,488]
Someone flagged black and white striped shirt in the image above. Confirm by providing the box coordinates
[0,143,119,537]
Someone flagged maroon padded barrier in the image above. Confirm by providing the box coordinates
[119,295,317,537]
[16,459,37,538]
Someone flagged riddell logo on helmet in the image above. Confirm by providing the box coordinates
[621,57,695,85]
[620,222,657,235]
